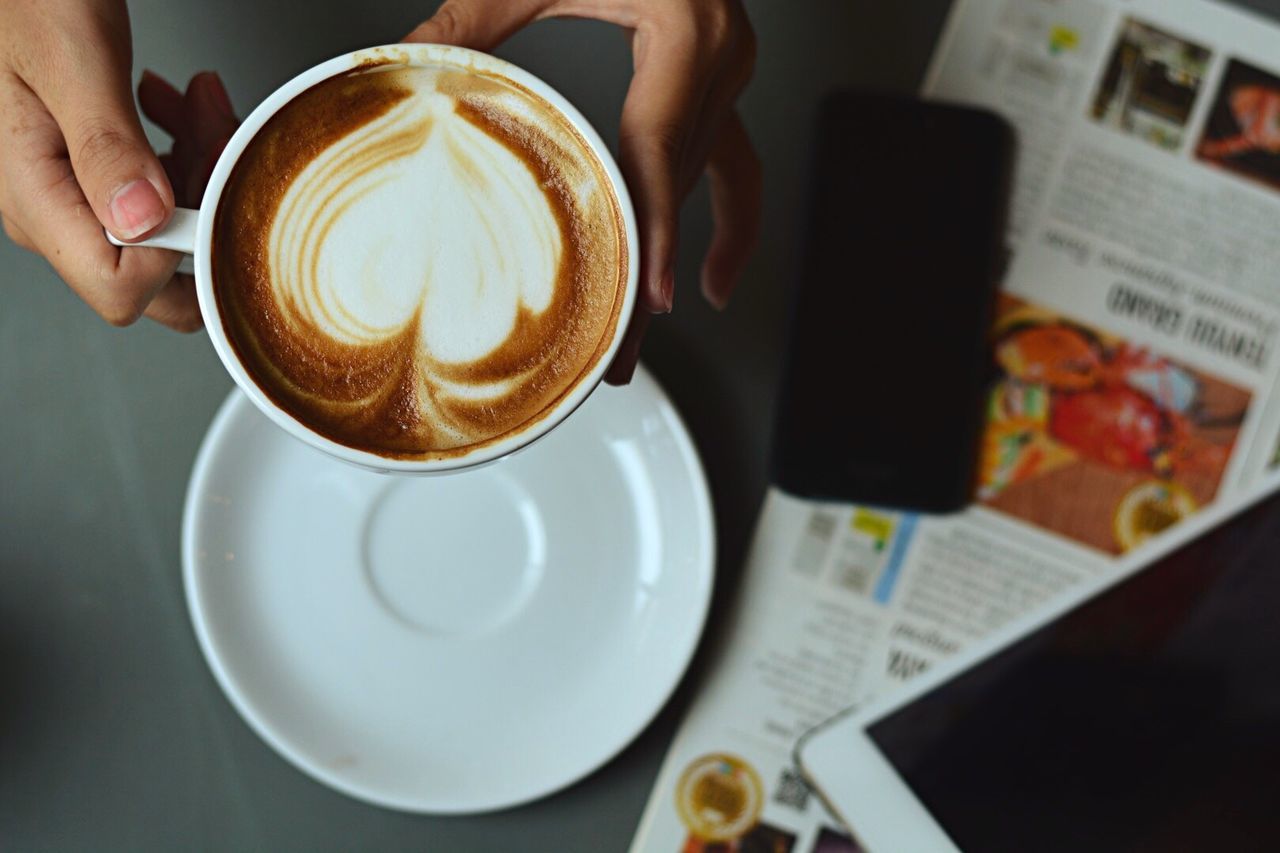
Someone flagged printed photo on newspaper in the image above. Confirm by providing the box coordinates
[629,0,1280,850]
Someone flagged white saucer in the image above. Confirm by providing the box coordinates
[182,367,714,813]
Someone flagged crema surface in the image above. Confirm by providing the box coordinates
[213,62,627,459]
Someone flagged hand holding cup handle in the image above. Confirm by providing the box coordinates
[105,71,242,280]
[88,43,643,474]
[106,208,199,274]
[11,0,757,386]
[0,0,202,332]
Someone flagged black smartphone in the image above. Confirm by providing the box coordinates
[772,93,1015,513]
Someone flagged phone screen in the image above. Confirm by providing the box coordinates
[772,94,1013,512]
[867,489,1280,850]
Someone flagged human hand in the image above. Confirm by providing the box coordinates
[130,69,241,334]
[139,72,239,211]
[0,0,187,329]
[405,0,761,384]
[126,69,240,332]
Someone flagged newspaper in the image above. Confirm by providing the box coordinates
[630,1,1280,850]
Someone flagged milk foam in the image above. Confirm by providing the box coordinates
[271,68,564,369]
[214,60,627,459]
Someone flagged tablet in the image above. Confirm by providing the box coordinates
[797,470,1280,853]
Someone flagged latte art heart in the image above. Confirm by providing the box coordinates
[213,63,627,459]
[274,87,562,361]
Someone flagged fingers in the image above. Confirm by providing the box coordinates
[402,0,756,332]
[142,273,203,332]
[0,73,180,326]
[618,18,715,314]
[407,0,755,320]
[403,0,543,49]
[24,19,175,242]
[141,71,237,208]
[676,7,755,198]
[142,71,189,199]
[605,310,652,386]
[701,112,760,309]
[178,72,237,205]
[607,115,758,383]
[138,69,184,137]
[180,72,237,151]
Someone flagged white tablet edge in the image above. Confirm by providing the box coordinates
[796,466,1280,853]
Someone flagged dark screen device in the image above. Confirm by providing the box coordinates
[772,93,1015,512]
[866,487,1280,850]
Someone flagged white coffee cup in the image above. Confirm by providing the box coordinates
[113,44,638,475]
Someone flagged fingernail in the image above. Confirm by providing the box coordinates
[108,179,166,240]
[660,268,675,313]
[704,267,731,311]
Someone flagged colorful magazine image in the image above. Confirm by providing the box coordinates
[1091,18,1211,150]
[1196,58,1280,191]
[978,296,1249,553]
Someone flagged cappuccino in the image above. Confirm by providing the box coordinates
[212,60,627,459]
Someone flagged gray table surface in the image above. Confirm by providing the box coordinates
[3,0,1277,849]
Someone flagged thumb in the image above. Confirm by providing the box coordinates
[38,65,174,242]
[403,0,545,51]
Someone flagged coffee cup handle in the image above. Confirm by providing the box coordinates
[104,207,199,275]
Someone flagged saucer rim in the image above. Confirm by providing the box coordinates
[181,365,715,814]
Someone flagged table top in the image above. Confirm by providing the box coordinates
[2,1,1276,849]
